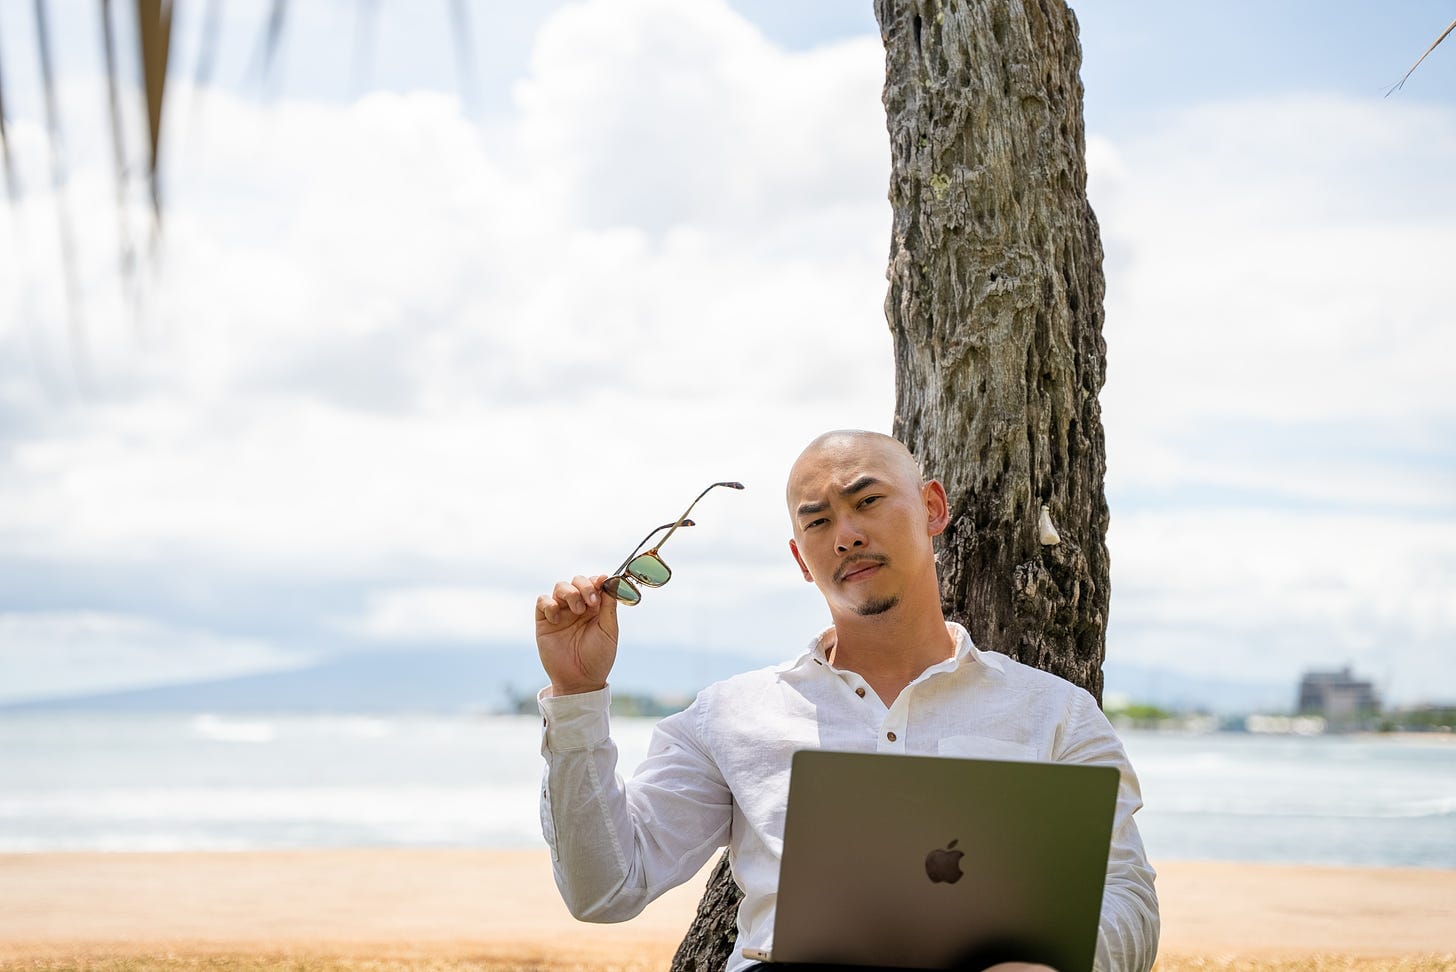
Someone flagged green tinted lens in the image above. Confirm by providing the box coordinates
[627,553,671,587]
[603,576,642,605]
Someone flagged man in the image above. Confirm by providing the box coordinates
[534,430,1158,971]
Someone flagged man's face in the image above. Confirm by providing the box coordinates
[786,435,947,620]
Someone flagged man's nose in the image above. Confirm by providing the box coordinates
[835,525,866,554]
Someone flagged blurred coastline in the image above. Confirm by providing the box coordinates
[1,712,1452,869]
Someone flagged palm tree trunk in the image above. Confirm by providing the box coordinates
[673,1,1108,966]
[882,0,1110,697]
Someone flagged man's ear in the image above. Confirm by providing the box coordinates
[788,538,814,583]
[924,480,950,538]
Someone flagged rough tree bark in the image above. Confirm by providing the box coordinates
[881,0,1109,699]
[673,1,1108,967]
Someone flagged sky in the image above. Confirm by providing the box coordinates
[0,0,1453,709]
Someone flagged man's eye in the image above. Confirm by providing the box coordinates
[861,495,881,508]
[806,518,827,529]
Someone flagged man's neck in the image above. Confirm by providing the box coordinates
[824,600,956,707]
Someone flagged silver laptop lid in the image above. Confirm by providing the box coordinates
[767,749,1119,971]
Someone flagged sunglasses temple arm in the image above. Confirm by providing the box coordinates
[608,482,738,577]
[649,481,741,557]
[651,485,714,554]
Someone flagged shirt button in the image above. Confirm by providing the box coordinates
[855,687,866,698]
[886,731,897,742]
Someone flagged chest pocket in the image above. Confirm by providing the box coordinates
[937,734,1039,761]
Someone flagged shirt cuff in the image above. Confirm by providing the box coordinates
[538,684,612,751]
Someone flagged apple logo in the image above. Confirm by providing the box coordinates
[924,839,965,884]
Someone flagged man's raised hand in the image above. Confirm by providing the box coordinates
[535,574,619,697]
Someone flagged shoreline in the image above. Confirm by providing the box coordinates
[2,850,1453,967]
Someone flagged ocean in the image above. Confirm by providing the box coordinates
[0,712,1451,868]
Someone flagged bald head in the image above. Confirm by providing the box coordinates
[786,430,924,514]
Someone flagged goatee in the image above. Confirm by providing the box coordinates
[855,595,900,617]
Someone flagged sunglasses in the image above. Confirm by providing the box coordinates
[602,481,745,605]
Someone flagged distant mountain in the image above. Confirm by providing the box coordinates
[0,644,768,714]
[1,644,1290,716]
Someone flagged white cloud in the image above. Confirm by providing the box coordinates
[1089,92,1456,705]
[1089,92,1456,520]
[511,0,887,232]
[348,586,536,644]
[2,3,1453,711]
[0,0,892,704]
[0,0,893,578]
[1092,94,1456,431]
[1106,507,1456,704]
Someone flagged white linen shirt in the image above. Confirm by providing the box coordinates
[538,622,1159,972]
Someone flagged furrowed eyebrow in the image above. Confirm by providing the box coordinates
[796,477,883,518]
[840,476,881,497]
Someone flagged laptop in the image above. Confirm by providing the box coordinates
[743,749,1119,971]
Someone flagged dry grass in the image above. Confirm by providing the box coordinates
[0,954,667,972]
[1154,958,1456,972]
[2,955,1454,972]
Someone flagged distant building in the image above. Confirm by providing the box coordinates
[1297,667,1380,727]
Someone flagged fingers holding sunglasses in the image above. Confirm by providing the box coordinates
[537,575,603,624]
[535,574,620,697]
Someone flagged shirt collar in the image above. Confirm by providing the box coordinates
[777,621,1004,676]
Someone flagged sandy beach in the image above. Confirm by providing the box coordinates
[1,851,1453,970]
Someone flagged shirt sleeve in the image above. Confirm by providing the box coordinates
[538,685,733,923]
[1056,690,1161,972]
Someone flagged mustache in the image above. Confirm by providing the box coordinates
[834,554,888,583]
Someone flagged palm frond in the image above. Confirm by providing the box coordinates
[101,0,141,316]
[135,0,174,219]
[0,5,20,205]
[1386,16,1456,96]
[34,0,90,387]
[449,0,478,112]
[247,0,288,92]
[193,0,223,91]
[352,0,379,96]
[177,0,222,163]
